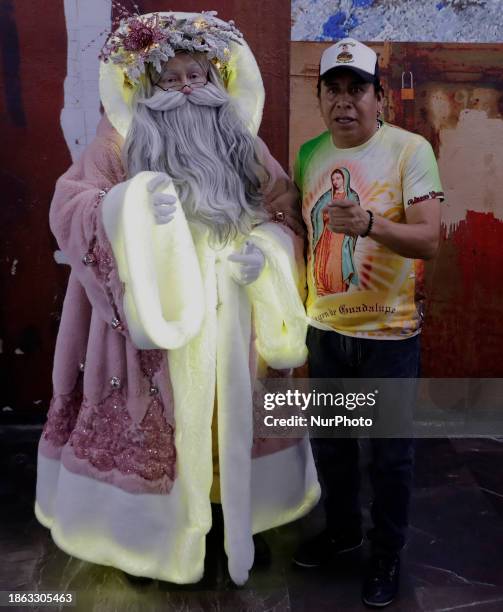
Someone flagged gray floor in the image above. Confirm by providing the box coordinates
[2,428,503,611]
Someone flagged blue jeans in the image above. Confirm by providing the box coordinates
[307,327,420,555]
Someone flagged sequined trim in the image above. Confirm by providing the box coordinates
[42,388,83,448]
[69,390,176,484]
[85,190,127,333]
[93,241,114,284]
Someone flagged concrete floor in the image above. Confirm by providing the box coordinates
[1,429,503,611]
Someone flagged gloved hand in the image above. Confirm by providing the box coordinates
[228,240,265,286]
[147,174,177,225]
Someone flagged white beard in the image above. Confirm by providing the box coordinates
[125,83,267,245]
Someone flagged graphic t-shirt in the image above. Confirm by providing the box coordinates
[294,123,444,339]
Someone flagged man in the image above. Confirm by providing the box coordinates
[293,38,443,607]
[35,11,319,586]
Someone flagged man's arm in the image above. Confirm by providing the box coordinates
[369,198,441,259]
[328,197,441,260]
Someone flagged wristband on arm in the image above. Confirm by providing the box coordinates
[360,210,374,238]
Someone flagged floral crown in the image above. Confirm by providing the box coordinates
[99,5,244,84]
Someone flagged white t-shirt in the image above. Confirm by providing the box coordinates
[294,122,444,339]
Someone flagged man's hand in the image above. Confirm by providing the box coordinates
[327,199,369,237]
[147,174,177,225]
[228,241,265,286]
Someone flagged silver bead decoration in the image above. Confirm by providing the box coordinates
[149,385,159,396]
[110,376,121,389]
[98,189,107,199]
[82,253,97,266]
[111,317,121,329]
[79,362,85,372]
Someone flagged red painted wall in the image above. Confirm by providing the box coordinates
[422,212,503,376]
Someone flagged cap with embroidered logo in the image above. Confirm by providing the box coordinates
[320,38,378,83]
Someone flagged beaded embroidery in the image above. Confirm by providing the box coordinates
[42,388,83,448]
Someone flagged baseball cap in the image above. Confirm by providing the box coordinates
[320,38,378,83]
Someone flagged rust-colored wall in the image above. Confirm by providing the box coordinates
[387,43,503,376]
[0,0,291,420]
[290,41,503,376]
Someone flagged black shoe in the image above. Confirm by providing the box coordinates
[253,533,272,568]
[293,528,363,568]
[362,553,400,608]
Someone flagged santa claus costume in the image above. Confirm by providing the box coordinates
[35,11,320,585]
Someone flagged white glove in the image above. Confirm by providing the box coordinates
[228,241,265,286]
[53,250,69,265]
[147,174,177,225]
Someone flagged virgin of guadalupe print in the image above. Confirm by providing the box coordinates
[311,167,360,296]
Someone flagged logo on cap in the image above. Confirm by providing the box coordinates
[336,42,355,64]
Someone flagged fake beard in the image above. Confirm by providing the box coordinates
[126,83,266,245]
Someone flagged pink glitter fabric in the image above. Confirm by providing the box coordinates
[69,390,176,484]
[139,349,164,377]
[93,240,114,284]
[91,232,128,332]
[41,386,176,493]
[42,387,83,450]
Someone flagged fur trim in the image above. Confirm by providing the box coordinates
[101,171,205,349]
[247,223,308,368]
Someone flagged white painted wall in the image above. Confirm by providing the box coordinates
[436,109,503,236]
[61,0,112,161]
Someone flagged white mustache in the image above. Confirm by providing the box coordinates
[138,82,228,111]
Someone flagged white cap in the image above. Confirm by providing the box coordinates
[320,38,378,82]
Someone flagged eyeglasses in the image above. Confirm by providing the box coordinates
[154,78,208,92]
